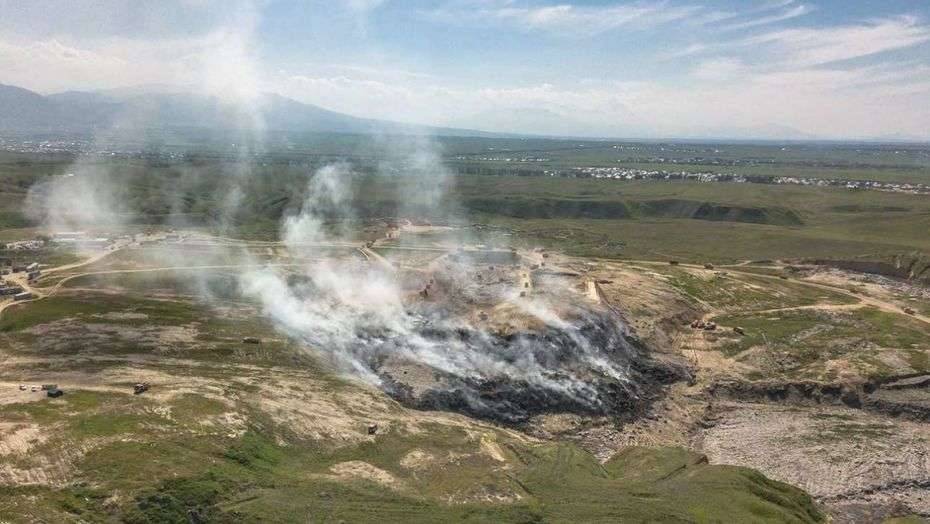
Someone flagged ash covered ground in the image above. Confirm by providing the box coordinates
[246,246,687,425]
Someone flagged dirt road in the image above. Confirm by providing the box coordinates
[628,260,930,326]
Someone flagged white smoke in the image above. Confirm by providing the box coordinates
[236,154,644,422]
[24,165,127,235]
[19,0,652,423]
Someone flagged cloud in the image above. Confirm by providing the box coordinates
[278,59,930,140]
[0,2,265,98]
[667,15,930,67]
[0,0,253,40]
[722,3,811,31]
[0,1,927,140]
[691,58,747,80]
[745,15,930,67]
[425,1,700,36]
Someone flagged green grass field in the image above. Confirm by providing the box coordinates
[2,148,929,265]
[713,307,930,380]
[0,287,825,523]
[0,406,825,523]
[1,143,927,522]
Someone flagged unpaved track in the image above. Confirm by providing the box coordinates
[0,247,122,316]
[42,264,304,296]
[627,260,930,326]
[0,245,301,319]
[6,245,928,327]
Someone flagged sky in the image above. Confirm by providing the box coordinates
[0,0,928,139]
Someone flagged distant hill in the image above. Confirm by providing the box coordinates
[0,83,497,138]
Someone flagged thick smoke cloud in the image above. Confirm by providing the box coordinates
[25,169,126,233]
[236,155,648,422]
[20,0,660,424]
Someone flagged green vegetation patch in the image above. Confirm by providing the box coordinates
[655,267,856,311]
[0,290,313,366]
[714,307,930,378]
[0,412,825,523]
[0,294,199,333]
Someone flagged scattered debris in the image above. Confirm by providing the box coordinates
[689,319,717,331]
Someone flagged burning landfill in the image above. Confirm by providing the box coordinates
[25,114,683,425]
[239,163,685,425]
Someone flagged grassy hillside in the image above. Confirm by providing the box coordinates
[0,284,822,523]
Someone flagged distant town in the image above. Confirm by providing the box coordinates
[557,167,930,195]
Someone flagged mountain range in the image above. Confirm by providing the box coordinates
[2,83,926,143]
[0,83,496,138]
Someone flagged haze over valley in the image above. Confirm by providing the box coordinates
[0,1,928,522]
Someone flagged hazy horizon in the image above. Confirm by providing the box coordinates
[1,0,929,140]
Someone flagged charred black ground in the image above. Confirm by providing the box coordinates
[375,309,689,425]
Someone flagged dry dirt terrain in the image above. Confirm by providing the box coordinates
[582,257,930,522]
[0,235,926,522]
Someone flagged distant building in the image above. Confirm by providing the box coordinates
[52,232,86,241]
